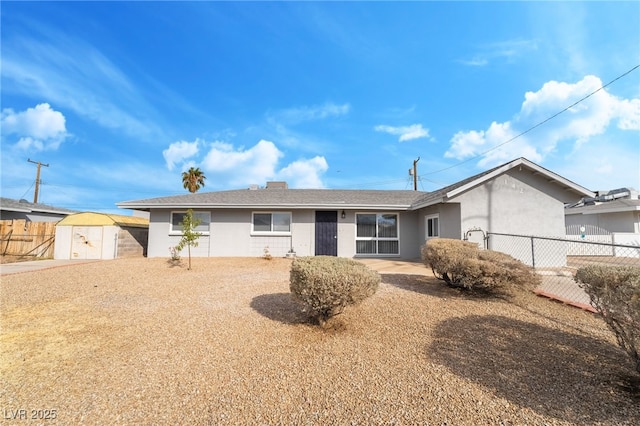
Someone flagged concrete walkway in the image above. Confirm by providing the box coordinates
[534,273,596,312]
[0,259,99,276]
[360,258,596,313]
[357,258,429,275]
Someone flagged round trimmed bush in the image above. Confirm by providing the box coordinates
[289,256,380,325]
[421,238,539,292]
[575,265,640,373]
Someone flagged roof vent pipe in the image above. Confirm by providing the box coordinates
[266,181,288,189]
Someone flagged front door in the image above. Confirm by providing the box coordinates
[315,211,338,256]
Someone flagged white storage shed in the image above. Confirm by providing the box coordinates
[54,212,149,260]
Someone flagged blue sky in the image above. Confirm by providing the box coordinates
[1,1,639,214]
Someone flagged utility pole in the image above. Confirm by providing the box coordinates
[412,157,420,191]
[27,159,49,204]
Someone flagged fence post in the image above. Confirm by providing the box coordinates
[530,236,536,269]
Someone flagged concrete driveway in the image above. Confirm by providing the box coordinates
[0,259,100,276]
[356,258,429,275]
[0,258,429,277]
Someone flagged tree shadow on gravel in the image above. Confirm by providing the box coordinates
[382,273,457,298]
[382,273,506,302]
[428,315,640,424]
[250,293,308,324]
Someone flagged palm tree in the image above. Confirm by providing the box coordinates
[182,167,206,193]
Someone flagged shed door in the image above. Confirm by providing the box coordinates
[71,226,103,259]
[315,211,338,256]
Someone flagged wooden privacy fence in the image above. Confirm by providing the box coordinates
[0,219,56,258]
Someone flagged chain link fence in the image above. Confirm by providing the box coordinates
[485,232,640,310]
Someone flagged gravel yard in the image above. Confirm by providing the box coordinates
[1,257,638,425]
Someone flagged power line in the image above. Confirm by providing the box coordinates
[421,64,640,177]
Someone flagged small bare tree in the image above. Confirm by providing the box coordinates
[176,209,202,270]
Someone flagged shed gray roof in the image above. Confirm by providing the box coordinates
[0,197,77,215]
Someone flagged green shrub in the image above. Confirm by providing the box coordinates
[289,256,380,325]
[575,265,640,373]
[421,238,539,292]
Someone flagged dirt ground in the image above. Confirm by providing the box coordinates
[1,257,638,425]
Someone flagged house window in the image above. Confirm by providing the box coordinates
[171,211,210,233]
[426,214,439,239]
[356,213,399,255]
[252,212,291,234]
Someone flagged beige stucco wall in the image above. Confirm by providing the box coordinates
[453,169,568,238]
[147,208,418,259]
[416,203,462,242]
[150,209,321,258]
[453,170,576,267]
[149,210,210,258]
[413,169,580,267]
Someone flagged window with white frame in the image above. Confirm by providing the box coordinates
[356,213,399,255]
[252,212,291,234]
[171,211,210,233]
[425,214,439,239]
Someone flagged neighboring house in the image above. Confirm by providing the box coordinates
[565,188,640,254]
[117,158,593,261]
[54,212,149,260]
[0,197,77,222]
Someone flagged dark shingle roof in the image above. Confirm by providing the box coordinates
[118,189,426,211]
[0,197,77,215]
[117,158,594,212]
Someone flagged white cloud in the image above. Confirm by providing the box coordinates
[458,58,489,67]
[614,98,640,130]
[1,103,68,151]
[202,139,284,185]
[546,137,640,191]
[445,75,640,168]
[163,138,330,189]
[162,140,200,171]
[15,137,44,151]
[2,32,164,140]
[460,38,538,67]
[374,124,430,142]
[269,102,350,125]
[277,156,329,188]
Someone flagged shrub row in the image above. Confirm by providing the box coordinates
[288,244,639,377]
[289,256,380,325]
[575,265,640,373]
[421,238,540,292]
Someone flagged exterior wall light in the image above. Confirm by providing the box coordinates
[341,210,346,219]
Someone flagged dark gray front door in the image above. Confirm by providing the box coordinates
[315,211,338,256]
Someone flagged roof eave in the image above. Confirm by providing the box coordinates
[410,197,446,210]
[117,203,414,211]
[1,206,31,213]
[566,205,640,215]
